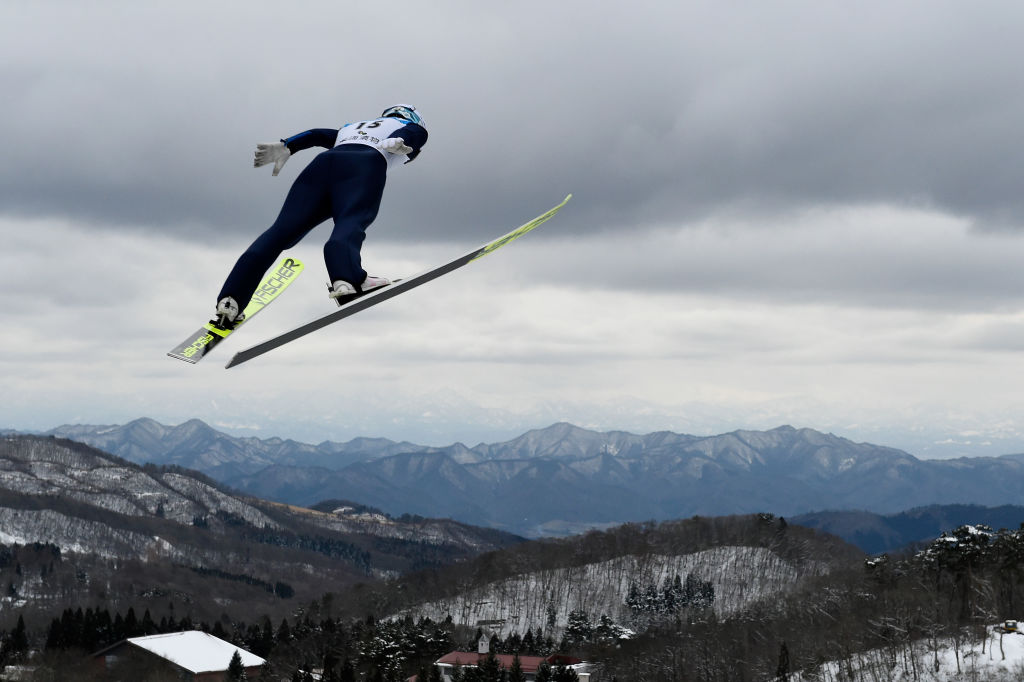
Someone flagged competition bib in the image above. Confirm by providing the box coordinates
[335,117,411,168]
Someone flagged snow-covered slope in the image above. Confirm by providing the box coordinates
[794,625,1024,682]
[404,546,827,635]
[0,435,277,531]
[0,436,523,583]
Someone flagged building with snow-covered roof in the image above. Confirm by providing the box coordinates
[92,630,265,680]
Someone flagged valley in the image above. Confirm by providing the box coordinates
[1,421,1023,680]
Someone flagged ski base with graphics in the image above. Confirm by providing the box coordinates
[225,194,571,369]
[168,257,305,364]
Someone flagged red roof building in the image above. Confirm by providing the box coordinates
[434,651,589,681]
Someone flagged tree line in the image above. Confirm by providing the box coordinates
[7,515,1024,680]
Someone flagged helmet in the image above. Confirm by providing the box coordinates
[381,104,423,127]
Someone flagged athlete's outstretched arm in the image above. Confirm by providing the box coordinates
[254,128,340,176]
[282,128,340,153]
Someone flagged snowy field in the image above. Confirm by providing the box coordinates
[794,625,1024,682]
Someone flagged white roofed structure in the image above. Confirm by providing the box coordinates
[93,630,265,680]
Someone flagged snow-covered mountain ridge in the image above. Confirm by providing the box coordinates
[39,419,1024,538]
[0,435,523,613]
[1,435,275,529]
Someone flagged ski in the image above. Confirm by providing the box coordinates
[167,257,305,364]
[225,194,571,369]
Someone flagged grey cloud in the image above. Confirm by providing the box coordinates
[4,2,1024,245]
[498,207,1024,312]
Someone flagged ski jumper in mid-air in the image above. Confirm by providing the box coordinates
[214,104,428,327]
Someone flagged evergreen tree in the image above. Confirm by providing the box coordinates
[508,654,527,682]
[478,650,503,682]
[97,608,114,647]
[243,623,262,654]
[124,606,139,636]
[625,580,641,612]
[522,629,536,655]
[775,641,790,681]
[643,584,661,613]
[45,616,63,651]
[227,649,248,681]
[6,615,28,663]
[61,609,79,648]
[667,574,684,612]
[112,612,125,642]
[323,647,341,681]
[339,657,357,682]
[565,610,592,644]
[546,602,557,628]
[505,630,522,654]
[594,614,619,642]
[277,617,292,643]
[535,661,553,682]
[258,616,276,657]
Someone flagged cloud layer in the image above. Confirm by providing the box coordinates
[5,2,1024,239]
[4,2,1024,459]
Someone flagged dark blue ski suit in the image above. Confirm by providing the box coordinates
[218,119,427,311]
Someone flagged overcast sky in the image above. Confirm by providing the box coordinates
[4,1,1024,458]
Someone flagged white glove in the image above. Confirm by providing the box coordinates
[380,137,413,155]
[254,142,291,176]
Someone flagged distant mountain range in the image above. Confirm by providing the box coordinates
[36,418,1024,539]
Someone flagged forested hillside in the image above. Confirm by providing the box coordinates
[390,514,853,636]
[595,522,1024,680]
[4,433,1024,679]
[3,509,1024,680]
